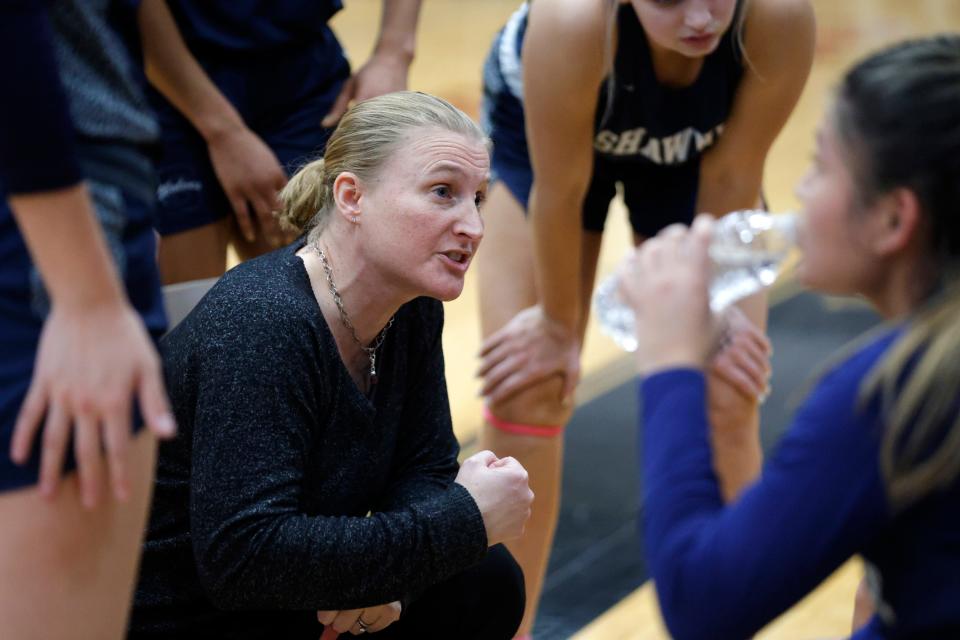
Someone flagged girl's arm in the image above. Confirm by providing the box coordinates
[138,0,288,245]
[480,0,608,403]
[2,2,175,506]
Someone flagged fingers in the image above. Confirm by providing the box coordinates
[484,370,540,405]
[228,193,256,243]
[73,410,104,509]
[10,378,47,464]
[139,364,177,440]
[478,325,509,358]
[318,625,339,640]
[103,396,132,502]
[475,339,513,379]
[365,604,397,633]
[38,401,69,498]
[479,353,530,398]
[466,449,499,467]
[330,608,364,634]
[251,193,284,247]
[322,77,355,128]
[317,611,338,627]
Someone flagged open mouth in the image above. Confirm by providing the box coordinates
[441,250,471,265]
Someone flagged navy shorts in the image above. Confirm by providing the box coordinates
[0,144,166,492]
[152,31,350,236]
[480,5,699,238]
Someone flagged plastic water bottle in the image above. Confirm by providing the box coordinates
[593,210,797,352]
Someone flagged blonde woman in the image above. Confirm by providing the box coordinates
[130,93,532,639]
[476,0,814,634]
[624,35,960,639]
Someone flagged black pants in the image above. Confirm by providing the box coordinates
[130,545,524,639]
[339,544,525,640]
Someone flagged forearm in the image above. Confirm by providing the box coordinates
[709,291,768,500]
[9,185,127,311]
[194,484,487,610]
[529,183,588,330]
[372,0,421,63]
[138,0,245,142]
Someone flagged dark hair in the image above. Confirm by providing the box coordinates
[835,35,960,507]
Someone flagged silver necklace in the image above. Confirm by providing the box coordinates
[314,244,394,382]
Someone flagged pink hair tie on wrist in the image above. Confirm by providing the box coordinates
[483,405,564,438]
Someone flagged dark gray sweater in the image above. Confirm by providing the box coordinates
[130,241,488,638]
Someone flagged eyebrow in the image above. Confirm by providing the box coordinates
[424,162,487,180]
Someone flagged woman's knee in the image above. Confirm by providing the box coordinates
[475,545,527,637]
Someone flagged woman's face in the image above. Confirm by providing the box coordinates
[630,0,738,58]
[358,128,488,302]
[794,115,880,296]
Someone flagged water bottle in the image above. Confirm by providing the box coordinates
[593,210,797,352]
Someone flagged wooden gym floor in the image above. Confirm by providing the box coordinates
[329,2,960,637]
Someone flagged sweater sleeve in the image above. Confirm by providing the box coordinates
[185,302,487,612]
[640,365,891,640]
[0,0,81,193]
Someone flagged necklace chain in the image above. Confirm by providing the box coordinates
[314,244,394,380]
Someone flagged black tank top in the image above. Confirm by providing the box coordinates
[594,1,745,167]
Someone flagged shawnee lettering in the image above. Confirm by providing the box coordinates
[594,123,725,164]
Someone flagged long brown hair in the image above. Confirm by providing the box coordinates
[833,35,960,508]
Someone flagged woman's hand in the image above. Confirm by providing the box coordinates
[478,306,581,404]
[619,216,716,375]
[206,124,288,246]
[317,601,402,637]
[9,301,176,507]
[455,450,534,546]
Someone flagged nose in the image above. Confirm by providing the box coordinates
[685,1,713,31]
[454,199,485,244]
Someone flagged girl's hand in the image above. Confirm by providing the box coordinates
[478,305,581,404]
[709,305,772,401]
[619,215,716,375]
[10,302,176,507]
[206,124,288,246]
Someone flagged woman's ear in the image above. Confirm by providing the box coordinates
[873,187,922,256]
[331,172,363,224]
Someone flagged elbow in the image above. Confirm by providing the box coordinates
[194,556,254,611]
[192,533,270,610]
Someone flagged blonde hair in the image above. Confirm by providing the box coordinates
[278,91,488,241]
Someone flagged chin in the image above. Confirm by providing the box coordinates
[431,284,466,302]
[417,278,466,303]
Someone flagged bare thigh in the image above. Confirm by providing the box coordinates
[0,431,157,640]
[158,218,231,285]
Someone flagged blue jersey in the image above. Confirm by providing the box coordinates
[641,329,960,639]
[166,0,343,57]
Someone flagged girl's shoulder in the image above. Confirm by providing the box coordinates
[527,0,610,50]
[741,0,815,77]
